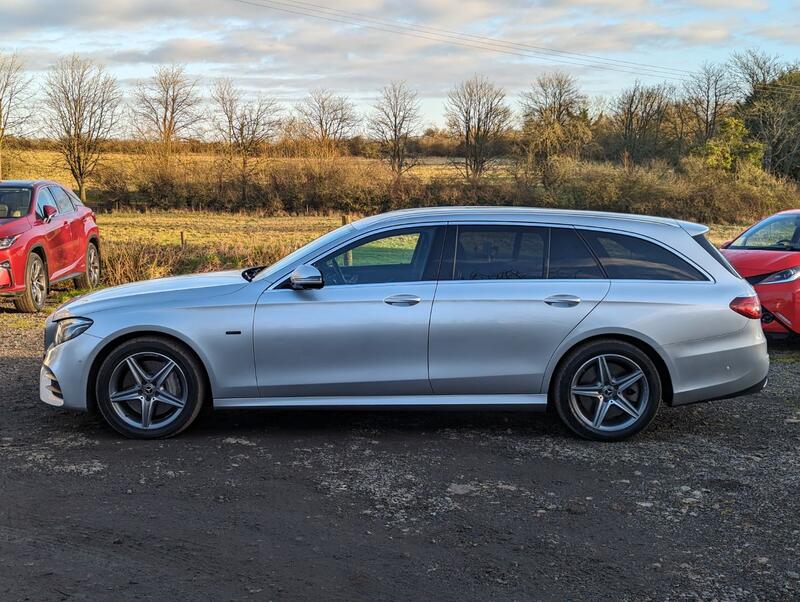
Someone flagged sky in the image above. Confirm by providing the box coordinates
[2,0,799,125]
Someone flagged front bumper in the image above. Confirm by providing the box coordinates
[40,332,104,411]
[754,282,800,334]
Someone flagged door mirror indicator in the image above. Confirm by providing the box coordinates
[42,205,57,223]
[290,265,324,290]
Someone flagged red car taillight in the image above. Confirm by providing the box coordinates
[730,295,762,319]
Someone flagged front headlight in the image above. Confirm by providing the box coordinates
[0,235,19,250]
[54,317,93,346]
[760,266,800,285]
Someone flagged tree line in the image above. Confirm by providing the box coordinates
[0,49,798,210]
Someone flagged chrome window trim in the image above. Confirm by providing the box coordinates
[265,218,716,291]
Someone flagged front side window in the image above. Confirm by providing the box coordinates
[729,215,800,251]
[451,226,547,280]
[0,188,32,220]
[579,230,706,281]
[36,188,59,218]
[313,227,443,286]
[49,186,75,214]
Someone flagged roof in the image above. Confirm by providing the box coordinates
[0,180,58,187]
[352,206,708,236]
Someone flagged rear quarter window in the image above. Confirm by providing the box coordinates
[579,230,706,281]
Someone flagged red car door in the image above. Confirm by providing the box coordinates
[50,186,86,272]
[35,187,73,277]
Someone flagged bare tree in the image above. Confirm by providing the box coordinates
[131,64,202,165]
[612,81,673,163]
[0,53,32,181]
[296,88,359,148]
[445,75,512,182]
[683,62,737,143]
[730,49,787,98]
[368,81,422,178]
[42,55,121,201]
[519,71,591,161]
[211,78,282,201]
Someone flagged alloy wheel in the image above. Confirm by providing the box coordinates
[30,259,46,308]
[108,352,188,430]
[87,245,100,287]
[568,353,649,433]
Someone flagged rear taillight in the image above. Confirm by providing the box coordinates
[730,295,762,319]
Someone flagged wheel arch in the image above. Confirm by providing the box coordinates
[85,329,213,413]
[28,243,48,275]
[545,332,675,406]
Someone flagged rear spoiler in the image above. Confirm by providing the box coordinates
[676,220,710,237]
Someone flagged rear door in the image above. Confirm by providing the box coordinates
[428,224,610,395]
[49,186,82,271]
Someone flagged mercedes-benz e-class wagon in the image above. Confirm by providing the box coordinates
[40,207,769,441]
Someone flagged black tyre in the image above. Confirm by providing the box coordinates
[74,241,100,289]
[553,339,661,441]
[95,336,206,439]
[13,253,48,313]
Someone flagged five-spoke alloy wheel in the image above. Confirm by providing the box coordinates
[554,339,661,441]
[96,337,206,439]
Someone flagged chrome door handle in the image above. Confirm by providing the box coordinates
[544,294,581,307]
[384,294,421,306]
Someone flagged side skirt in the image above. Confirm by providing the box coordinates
[214,394,548,410]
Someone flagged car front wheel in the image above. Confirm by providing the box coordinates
[13,253,48,313]
[95,336,206,439]
[553,339,661,441]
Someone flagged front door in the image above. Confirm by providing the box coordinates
[35,187,73,276]
[253,226,445,398]
[429,224,610,395]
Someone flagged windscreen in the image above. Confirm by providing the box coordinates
[0,188,32,221]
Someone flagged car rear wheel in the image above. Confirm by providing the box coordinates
[95,337,206,439]
[13,253,48,313]
[73,241,100,289]
[553,339,661,441]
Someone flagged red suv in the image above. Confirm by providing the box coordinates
[0,180,100,312]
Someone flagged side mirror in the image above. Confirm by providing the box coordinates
[42,205,57,223]
[290,264,323,290]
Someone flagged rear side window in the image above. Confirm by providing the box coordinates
[453,226,547,280]
[694,234,740,278]
[579,230,706,281]
[548,228,604,279]
[49,186,75,214]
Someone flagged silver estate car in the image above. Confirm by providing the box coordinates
[40,207,769,441]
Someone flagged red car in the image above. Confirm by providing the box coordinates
[722,210,800,336]
[0,180,100,313]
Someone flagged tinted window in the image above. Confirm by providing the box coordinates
[49,186,74,214]
[36,188,58,217]
[313,227,443,286]
[0,188,31,219]
[453,226,546,280]
[580,230,706,281]
[548,228,605,279]
[694,234,740,278]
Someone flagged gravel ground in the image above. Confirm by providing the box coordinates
[1,300,799,601]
